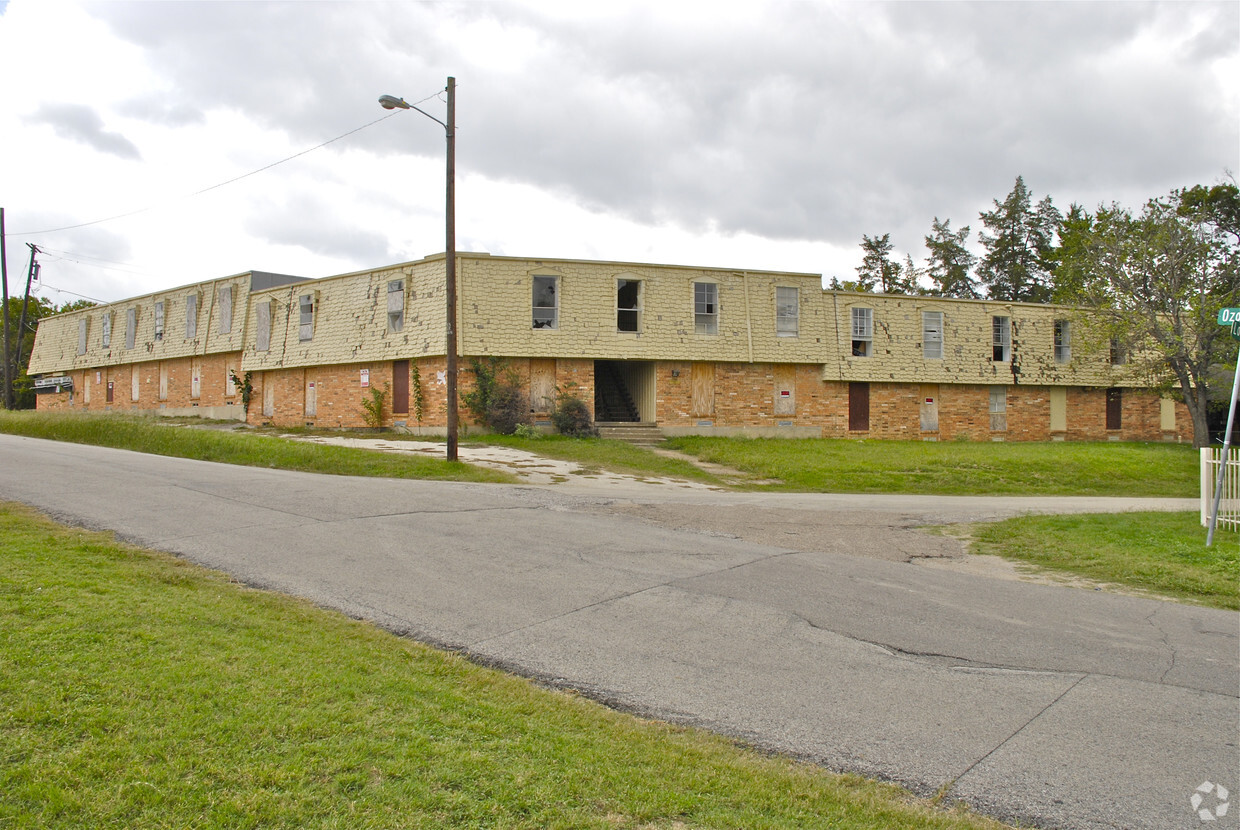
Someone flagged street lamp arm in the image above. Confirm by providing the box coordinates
[378,94,448,132]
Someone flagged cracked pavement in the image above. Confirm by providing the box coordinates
[0,434,1235,830]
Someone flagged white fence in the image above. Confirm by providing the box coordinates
[1200,448,1240,531]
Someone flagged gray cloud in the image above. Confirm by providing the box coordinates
[89,1,1238,268]
[244,192,393,263]
[28,102,142,160]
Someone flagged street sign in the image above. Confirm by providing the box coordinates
[1233,320,1240,340]
[1217,308,1240,324]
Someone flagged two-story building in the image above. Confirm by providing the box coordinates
[27,253,1191,443]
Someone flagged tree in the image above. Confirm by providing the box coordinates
[977,176,1062,302]
[856,233,916,294]
[3,296,61,409]
[923,217,979,298]
[1056,183,1240,448]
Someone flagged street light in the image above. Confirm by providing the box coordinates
[380,77,458,461]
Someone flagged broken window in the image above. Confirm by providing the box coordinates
[694,282,717,335]
[532,275,558,329]
[299,294,314,341]
[989,386,1007,431]
[101,312,112,349]
[387,280,405,332]
[851,307,872,357]
[992,316,1011,362]
[617,279,641,332]
[922,311,943,359]
[1054,319,1071,363]
[154,300,165,341]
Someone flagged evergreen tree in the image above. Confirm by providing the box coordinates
[923,217,979,298]
[977,176,1062,302]
[856,233,916,294]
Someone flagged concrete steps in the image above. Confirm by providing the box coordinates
[596,422,664,447]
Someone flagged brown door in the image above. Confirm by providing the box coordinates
[1106,388,1122,430]
[392,361,409,415]
[849,382,870,431]
[105,381,114,403]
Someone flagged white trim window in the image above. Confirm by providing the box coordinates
[1054,319,1071,363]
[922,311,943,360]
[992,316,1011,362]
[532,275,558,329]
[989,386,1007,431]
[387,280,405,332]
[851,307,873,357]
[775,286,798,337]
[298,294,314,342]
[617,279,641,332]
[694,282,718,335]
[153,300,165,341]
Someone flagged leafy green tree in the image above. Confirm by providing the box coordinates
[923,217,979,298]
[977,176,1062,302]
[1055,183,1240,447]
[3,296,62,409]
[856,233,917,294]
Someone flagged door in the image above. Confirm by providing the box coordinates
[849,382,870,431]
[919,384,939,432]
[392,361,409,415]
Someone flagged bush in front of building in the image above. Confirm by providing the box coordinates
[462,357,528,435]
[551,389,598,438]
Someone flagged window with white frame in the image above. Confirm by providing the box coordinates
[989,386,1007,431]
[775,286,798,336]
[125,308,137,349]
[1054,319,1071,363]
[77,318,88,355]
[387,280,405,332]
[992,316,1011,362]
[922,311,943,359]
[694,282,718,335]
[617,279,641,332]
[185,294,198,340]
[298,294,314,341]
[154,300,165,341]
[101,312,112,349]
[532,275,558,329]
[256,301,272,352]
[851,307,873,357]
[218,285,233,334]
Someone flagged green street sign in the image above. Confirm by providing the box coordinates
[1233,320,1240,340]
[1218,308,1240,324]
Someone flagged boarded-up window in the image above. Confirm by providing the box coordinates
[775,287,798,337]
[126,308,137,349]
[226,362,237,397]
[989,386,1007,431]
[158,362,168,401]
[388,280,405,332]
[77,319,88,355]
[190,358,201,399]
[218,286,233,334]
[530,359,556,413]
[256,301,271,352]
[185,294,198,340]
[922,311,943,359]
[692,362,714,417]
[1106,388,1122,430]
[774,365,796,416]
[299,294,314,341]
[131,365,140,402]
[305,378,317,418]
[83,372,90,404]
[101,312,112,348]
[920,384,939,432]
[263,375,274,417]
[392,361,409,415]
[154,301,165,341]
[849,382,870,431]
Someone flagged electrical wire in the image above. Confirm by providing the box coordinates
[10,88,446,238]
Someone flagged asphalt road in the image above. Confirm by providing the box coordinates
[0,434,1235,830]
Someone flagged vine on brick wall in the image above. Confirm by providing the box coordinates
[411,363,425,424]
[229,371,254,414]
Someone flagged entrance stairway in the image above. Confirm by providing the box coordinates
[596,422,664,447]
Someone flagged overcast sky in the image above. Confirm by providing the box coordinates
[1,0,1236,306]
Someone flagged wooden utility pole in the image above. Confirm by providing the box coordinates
[1,208,11,410]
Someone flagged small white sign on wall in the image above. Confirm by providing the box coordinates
[360,369,369,388]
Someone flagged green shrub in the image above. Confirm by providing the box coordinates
[551,389,598,437]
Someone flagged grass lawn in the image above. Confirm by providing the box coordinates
[0,411,514,484]
[664,436,1198,497]
[970,512,1239,610]
[0,503,1008,830]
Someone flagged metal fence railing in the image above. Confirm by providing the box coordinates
[1201,448,1240,531]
